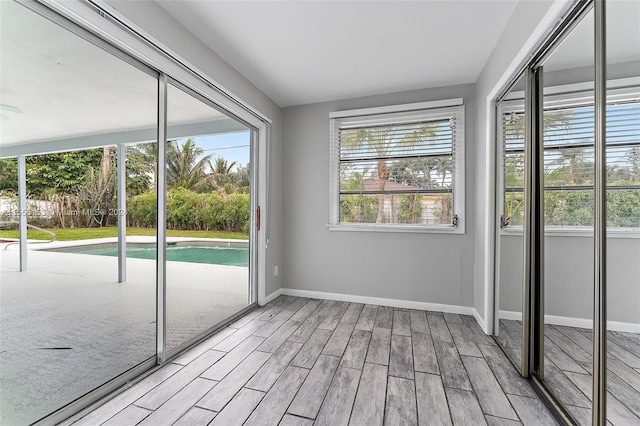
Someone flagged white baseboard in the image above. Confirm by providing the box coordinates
[499,310,640,334]
[262,288,283,305]
[607,321,640,334]
[280,287,476,316]
[499,310,523,321]
[473,309,488,333]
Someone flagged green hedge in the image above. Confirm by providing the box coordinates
[505,189,640,227]
[128,188,250,233]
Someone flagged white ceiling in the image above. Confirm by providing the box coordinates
[0,1,231,148]
[544,2,640,72]
[156,0,521,107]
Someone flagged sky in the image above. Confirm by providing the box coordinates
[184,130,251,171]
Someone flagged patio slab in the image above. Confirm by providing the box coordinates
[0,246,249,426]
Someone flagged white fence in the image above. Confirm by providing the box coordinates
[0,197,57,220]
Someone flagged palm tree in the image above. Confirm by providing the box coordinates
[166,138,214,191]
[551,147,591,185]
[341,123,438,223]
[505,110,572,141]
[502,109,573,225]
[212,157,238,188]
[431,157,454,223]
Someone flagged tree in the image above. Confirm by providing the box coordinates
[125,149,153,196]
[628,147,640,183]
[388,158,435,188]
[0,158,18,193]
[339,166,376,223]
[550,146,592,185]
[78,163,117,227]
[233,164,250,192]
[127,142,158,188]
[504,110,572,187]
[166,138,214,191]
[503,109,573,225]
[19,149,104,196]
[397,194,423,224]
[341,123,438,223]
[212,157,238,189]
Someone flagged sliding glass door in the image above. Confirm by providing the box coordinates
[0,1,261,424]
[494,1,640,424]
[539,8,596,422]
[165,82,255,355]
[0,3,158,424]
[605,1,640,424]
[495,74,527,371]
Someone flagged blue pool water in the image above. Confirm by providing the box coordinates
[74,245,249,267]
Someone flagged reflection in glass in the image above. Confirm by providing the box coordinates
[606,1,640,424]
[541,8,595,424]
[495,74,526,370]
[165,83,252,352]
[0,2,157,424]
[0,157,19,269]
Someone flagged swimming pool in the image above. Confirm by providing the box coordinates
[51,243,249,267]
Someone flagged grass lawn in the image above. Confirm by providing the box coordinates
[0,226,248,241]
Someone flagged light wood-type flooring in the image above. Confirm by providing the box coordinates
[497,319,640,425]
[69,297,560,426]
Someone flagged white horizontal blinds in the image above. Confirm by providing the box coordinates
[336,108,457,226]
[543,101,640,188]
[502,93,640,228]
[502,109,526,226]
[502,110,526,187]
[605,101,640,191]
[604,100,639,228]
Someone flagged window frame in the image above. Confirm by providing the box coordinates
[328,99,466,234]
[497,78,640,237]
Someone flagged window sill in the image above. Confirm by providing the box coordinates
[327,224,465,234]
[500,227,640,239]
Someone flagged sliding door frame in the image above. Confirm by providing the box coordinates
[521,67,545,379]
[592,0,607,423]
[7,0,272,424]
[494,0,609,424]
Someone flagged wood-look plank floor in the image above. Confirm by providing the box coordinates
[71,297,558,426]
[497,319,640,426]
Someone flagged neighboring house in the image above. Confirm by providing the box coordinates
[361,179,447,225]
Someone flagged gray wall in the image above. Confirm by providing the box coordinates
[473,0,558,324]
[106,1,638,326]
[497,57,640,327]
[104,0,284,296]
[281,84,476,307]
[499,235,640,325]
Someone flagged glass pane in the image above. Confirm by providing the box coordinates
[339,119,452,159]
[495,73,526,370]
[0,157,18,269]
[541,9,594,424]
[607,1,640,424]
[341,156,454,192]
[0,1,158,423]
[165,83,252,352]
[339,192,451,225]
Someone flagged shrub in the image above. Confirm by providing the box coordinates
[339,195,378,223]
[127,191,157,228]
[397,194,424,224]
[127,188,250,232]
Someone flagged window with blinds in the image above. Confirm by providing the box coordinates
[500,86,640,229]
[329,101,465,231]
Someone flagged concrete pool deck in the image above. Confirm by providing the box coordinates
[3,235,249,250]
[0,243,250,425]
